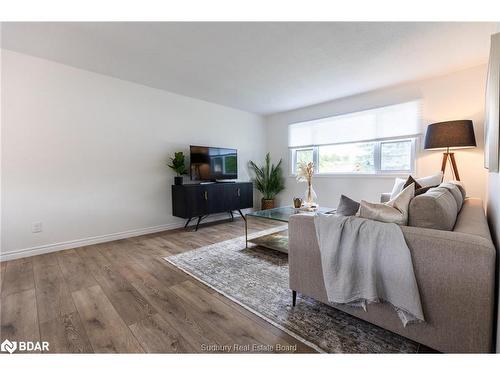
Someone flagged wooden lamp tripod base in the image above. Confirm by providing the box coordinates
[440,148,460,181]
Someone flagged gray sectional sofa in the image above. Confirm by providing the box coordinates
[289,187,496,353]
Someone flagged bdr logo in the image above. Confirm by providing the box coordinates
[1,339,49,353]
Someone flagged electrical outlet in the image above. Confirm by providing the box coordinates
[32,222,42,233]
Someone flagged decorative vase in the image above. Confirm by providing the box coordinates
[261,198,275,210]
[174,176,183,185]
[304,183,317,207]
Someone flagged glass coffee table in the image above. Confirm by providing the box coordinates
[245,206,335,253]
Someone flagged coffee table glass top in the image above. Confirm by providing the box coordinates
[247,206,336,223]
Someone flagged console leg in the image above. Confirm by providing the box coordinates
[229,211,234,221]
[292,290,297,307]
[238,209,246,221]
[245,216,248,248]
[195,216,202,231]
[184,217,192,228]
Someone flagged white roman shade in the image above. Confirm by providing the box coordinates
[288,101,422,148]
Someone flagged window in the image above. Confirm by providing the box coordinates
[318,142,376,173]
[289,101,420,175]
[291,139,415,174]
[380,140,412,171]
[295,148,314,165]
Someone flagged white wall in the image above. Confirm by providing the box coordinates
[265,65,488,208]
[1,50,266,260]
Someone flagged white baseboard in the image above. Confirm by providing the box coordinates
[0,210,250,262]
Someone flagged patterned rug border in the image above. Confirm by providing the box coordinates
[163,234,325,354]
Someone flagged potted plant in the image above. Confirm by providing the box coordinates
[249,153,285,210]
[168,151,188,185]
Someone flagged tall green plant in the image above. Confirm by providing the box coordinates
[168,152,188,176]
[249,153,285,200]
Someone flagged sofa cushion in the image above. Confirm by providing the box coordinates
[336,194,360,216]
[452,198,491,240]
[408,187,458,230]
[439,182,464,210]
[444,180,466,200]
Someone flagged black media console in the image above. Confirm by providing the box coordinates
[172,182,253,231]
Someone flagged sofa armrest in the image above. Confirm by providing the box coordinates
[380,192,391,203]
[400,224,495,352]
[288,214,327,299]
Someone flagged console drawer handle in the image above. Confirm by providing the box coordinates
[237,188,241,197]
[204,191,208,200]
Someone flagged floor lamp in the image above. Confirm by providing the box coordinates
[424,120,476,181]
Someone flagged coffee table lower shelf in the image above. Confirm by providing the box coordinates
[247,230,289,253]
[244,205,335,254]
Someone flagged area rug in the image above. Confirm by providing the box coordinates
[164,232,420,353]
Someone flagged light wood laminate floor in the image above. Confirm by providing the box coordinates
[0,218,315,353]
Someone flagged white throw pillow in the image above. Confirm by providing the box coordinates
[390,178,406,199]
[389,172,443,199]
[416,172,444,188]
[360,183,415,225]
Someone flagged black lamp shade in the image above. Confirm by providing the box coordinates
[424,120,476,150]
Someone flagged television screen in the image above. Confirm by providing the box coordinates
[190,146,238,181]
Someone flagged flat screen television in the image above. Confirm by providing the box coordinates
[190,145,238,181]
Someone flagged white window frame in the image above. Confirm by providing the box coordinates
[290,137,417,176]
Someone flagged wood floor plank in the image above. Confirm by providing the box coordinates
[57,249,98,292]
[101,241,209,296]
[129,313,196,353]
[96,241,136,266]
[40,312,93,353]
[32,252,60,269]
[99,243,187,286]
[161,260,217,295]
[99,242,170,281]
[157,233,203,253]
[72,285,144,353]
[1,258,35,296]
[128,236,173,257]
[109,244,188,287]
[211,292,315,353]
[104,242,214,296]
[33,263,76,324]
[170,280,301,352]
[126,268,232,350]
[110,260,160,287]
[78,246,156,325]
[31,251,95,353]
[1,288,39,344]
[146,236,186,255]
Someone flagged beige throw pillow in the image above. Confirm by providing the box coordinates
[360,183,415,225]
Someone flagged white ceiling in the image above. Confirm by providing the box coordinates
[1,22,496,115]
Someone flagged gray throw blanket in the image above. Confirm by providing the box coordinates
[314,213,425,326]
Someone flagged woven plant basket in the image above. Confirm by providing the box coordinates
[261,198,275,210]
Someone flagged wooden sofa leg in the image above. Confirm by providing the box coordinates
[292,290,297,307]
